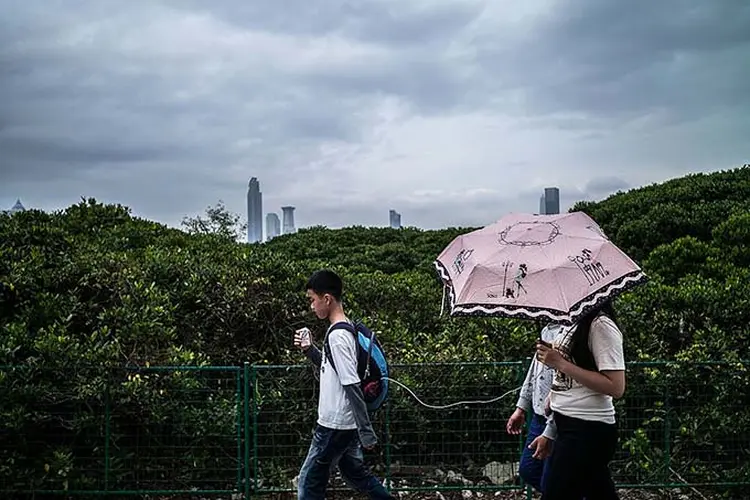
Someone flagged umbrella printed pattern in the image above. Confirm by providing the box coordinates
[434,212,647,326]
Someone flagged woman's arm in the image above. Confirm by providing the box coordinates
[535,343,626,398]
[556,359,625,398]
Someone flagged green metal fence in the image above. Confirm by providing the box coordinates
[1,361,748,497]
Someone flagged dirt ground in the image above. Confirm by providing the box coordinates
[267,490,734,500]
[147,487,744,500]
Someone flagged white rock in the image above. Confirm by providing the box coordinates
[482,461,518,485]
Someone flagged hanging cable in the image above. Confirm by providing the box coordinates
[383,376,521,410]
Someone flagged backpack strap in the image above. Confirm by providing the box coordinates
[324,321,357,376]
[364,328,375,379]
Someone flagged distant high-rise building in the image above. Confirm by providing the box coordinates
[247,178,263,243]
[389,209,401,229]
[544,187,560,215]
[539,195,546,215]
[266,213,281,240]
[281,206,296,234]
[9,199,25,214]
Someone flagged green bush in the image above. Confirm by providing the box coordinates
[1,164,750,492]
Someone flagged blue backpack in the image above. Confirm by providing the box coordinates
[324,320,389,411]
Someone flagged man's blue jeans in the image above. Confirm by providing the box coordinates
[520,413,551,493]
[297,425,395,500]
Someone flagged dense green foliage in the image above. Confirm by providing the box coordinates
[1,165,750,493]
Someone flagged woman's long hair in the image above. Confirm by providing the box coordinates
[575,300,616,337]
[569,300,617,370]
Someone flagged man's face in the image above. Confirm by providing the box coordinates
[306,289,330,320]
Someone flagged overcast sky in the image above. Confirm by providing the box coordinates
[1,0,748,231]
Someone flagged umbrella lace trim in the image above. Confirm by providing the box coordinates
[434,260,647,325]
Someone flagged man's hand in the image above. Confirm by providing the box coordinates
[528,435,553,460]
[506,408,525,435]
[360,429,378,451]
[294,328,312,351]
[535,341,566,370]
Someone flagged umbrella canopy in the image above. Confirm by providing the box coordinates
[434,212,647,325]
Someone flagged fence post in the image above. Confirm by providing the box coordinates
[236,369,242,493]
[243,362,251,499]
[252,365,259,497]
[104,369,111,492]
[662,365,671,483]
[385,399,392,492]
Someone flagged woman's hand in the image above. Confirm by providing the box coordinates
[528,435,553,460]
[535,341,566,370]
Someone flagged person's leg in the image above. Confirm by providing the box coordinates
[541,413,587,500]
[519,413,546,492]
[297,425,352,500]
[581,421,619,500]
[337,434,396,500]
[540,450,551,494]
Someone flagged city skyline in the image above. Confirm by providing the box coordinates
[4,179,565,231]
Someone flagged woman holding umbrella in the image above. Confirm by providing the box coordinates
[535,300,625,499]
[434,212,644,500]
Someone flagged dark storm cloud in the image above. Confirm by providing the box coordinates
[475,0,750,122]
[0,0,748,230]
[167,0,485,46]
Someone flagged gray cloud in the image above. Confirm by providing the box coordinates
[168,0,485,46]
[584,177,630,196]
[0,0,748,229]
[474,0,750,122]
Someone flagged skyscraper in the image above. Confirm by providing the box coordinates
[544,187,560,215]
[539,195,546,215]
[281,206,296,234]
[247,178,263,243]
[9,199,25,214]
[389,209,402,229]
[266,213,281,240]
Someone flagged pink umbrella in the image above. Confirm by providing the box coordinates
[434,212,647,325]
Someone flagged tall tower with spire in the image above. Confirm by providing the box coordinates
[247,178,263,243]
[8,199,25,214]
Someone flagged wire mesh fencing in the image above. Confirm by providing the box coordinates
[0,364,243,496]
[1,361,748,497]
[611,361,750,489]
[252,362,526,494]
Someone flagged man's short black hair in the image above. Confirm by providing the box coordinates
[306,270,343,301]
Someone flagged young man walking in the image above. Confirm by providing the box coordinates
[293,270,395,500]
